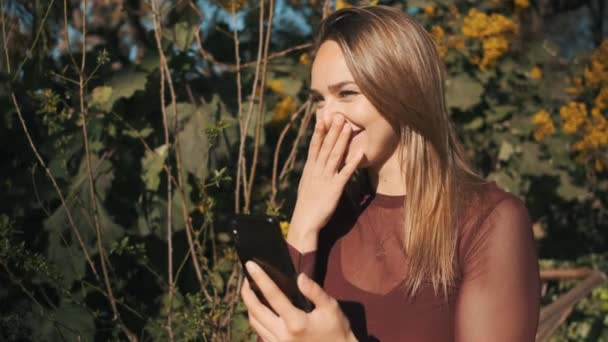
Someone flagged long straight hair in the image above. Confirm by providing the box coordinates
[311,6,489,299]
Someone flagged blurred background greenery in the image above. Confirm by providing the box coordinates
[0,0,607,340]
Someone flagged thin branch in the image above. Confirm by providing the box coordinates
[11,0,56,82]
[194,28,311,72]
[235,0,266,213]
[279,102,314,183]
[270,102,309,209]
[149,1,175,340]
[10,93,100,280]
[62,0,79,73]
[77,3,136,340]
[245,0,276,212]
[1,0,11,74]
[239,43,312,69]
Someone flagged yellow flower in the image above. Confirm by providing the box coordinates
[479,36,510,71]
[430,25,447,58]
[424,4,435,17]
[566,76,584,95]
[299,52,311,65]
[560,102,588,134]
[461,9,518,39]
[272,96,297,122]
[461,9,518,71]
[514,0,530,9]
[583,40,608,89]
[267,79,284,93]
[198,204,205,213]
[595,159,606,172]
[530,66,543,80]
[531,110,555,141]
[594,85,608,111]
[279,221,289,237]
[336,0,350,10]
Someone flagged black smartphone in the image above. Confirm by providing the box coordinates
[230,214,314,313]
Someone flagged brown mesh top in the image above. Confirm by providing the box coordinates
[287,181,541,341]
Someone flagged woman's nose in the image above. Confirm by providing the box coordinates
[317,104,345,129]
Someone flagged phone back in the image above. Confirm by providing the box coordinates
[231,214,313,313]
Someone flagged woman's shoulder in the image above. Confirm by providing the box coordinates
[458,181,531,241]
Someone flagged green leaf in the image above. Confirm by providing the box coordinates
[89,86,113,111]
[211,272,224,291]
[445,74,484,111]
[518,142,553,176]
[123,126,154,138]
[28,301,95,342]
[173,22,196,51]
[556,170,588,201]
[142,144,169,192]
[463,117,484,131]
[498,141,514,161]
[177,117,209,181]
[165,102,198,134]
[486,105,516,124]
[46,231,86,288]
[107,69,148,104]
[487,171,520,195]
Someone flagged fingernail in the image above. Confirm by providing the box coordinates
[245,261,258,273]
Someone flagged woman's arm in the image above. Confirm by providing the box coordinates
[455,196,541,342]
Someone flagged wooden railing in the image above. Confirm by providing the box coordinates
[536,268,607,342]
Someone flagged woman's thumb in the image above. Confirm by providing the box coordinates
[297,273,332,307]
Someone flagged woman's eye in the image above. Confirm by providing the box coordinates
[339,90,358,98]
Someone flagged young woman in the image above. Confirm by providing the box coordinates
[241,5,541,341]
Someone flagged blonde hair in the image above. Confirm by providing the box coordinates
[312,6,489,299]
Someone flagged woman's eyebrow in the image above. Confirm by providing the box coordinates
[309,81,357,95]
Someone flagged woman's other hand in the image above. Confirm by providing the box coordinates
[288,115,364,252]
[241,261,357,342]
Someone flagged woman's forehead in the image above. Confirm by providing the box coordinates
[311,41,355,89]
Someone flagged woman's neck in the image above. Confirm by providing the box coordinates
[367,151,406,196]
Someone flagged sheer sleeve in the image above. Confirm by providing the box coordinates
[455,195,541,342]
[286,241,317,279]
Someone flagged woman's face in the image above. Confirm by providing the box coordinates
[310,40,399,169]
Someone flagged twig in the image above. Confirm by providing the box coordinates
[270,102,309,209]
[194,28,311,72]
[149,1,175,340]
[1,0,11,74]
[279,102,314,183]
[10,93,100,281]
[62,0,79,73]
[235,0,266,213]
[245,0,276,212]
[10,0,56,82]
[77,4,136,340]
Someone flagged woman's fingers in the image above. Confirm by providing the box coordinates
[245,262,303,322]
[337,149,364,186]
[249,315,275,342]
[316,116,345,166]
[325,123,351,173]
[241,278,282,330]
[307,119,326,163]
[297,273,334,308]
